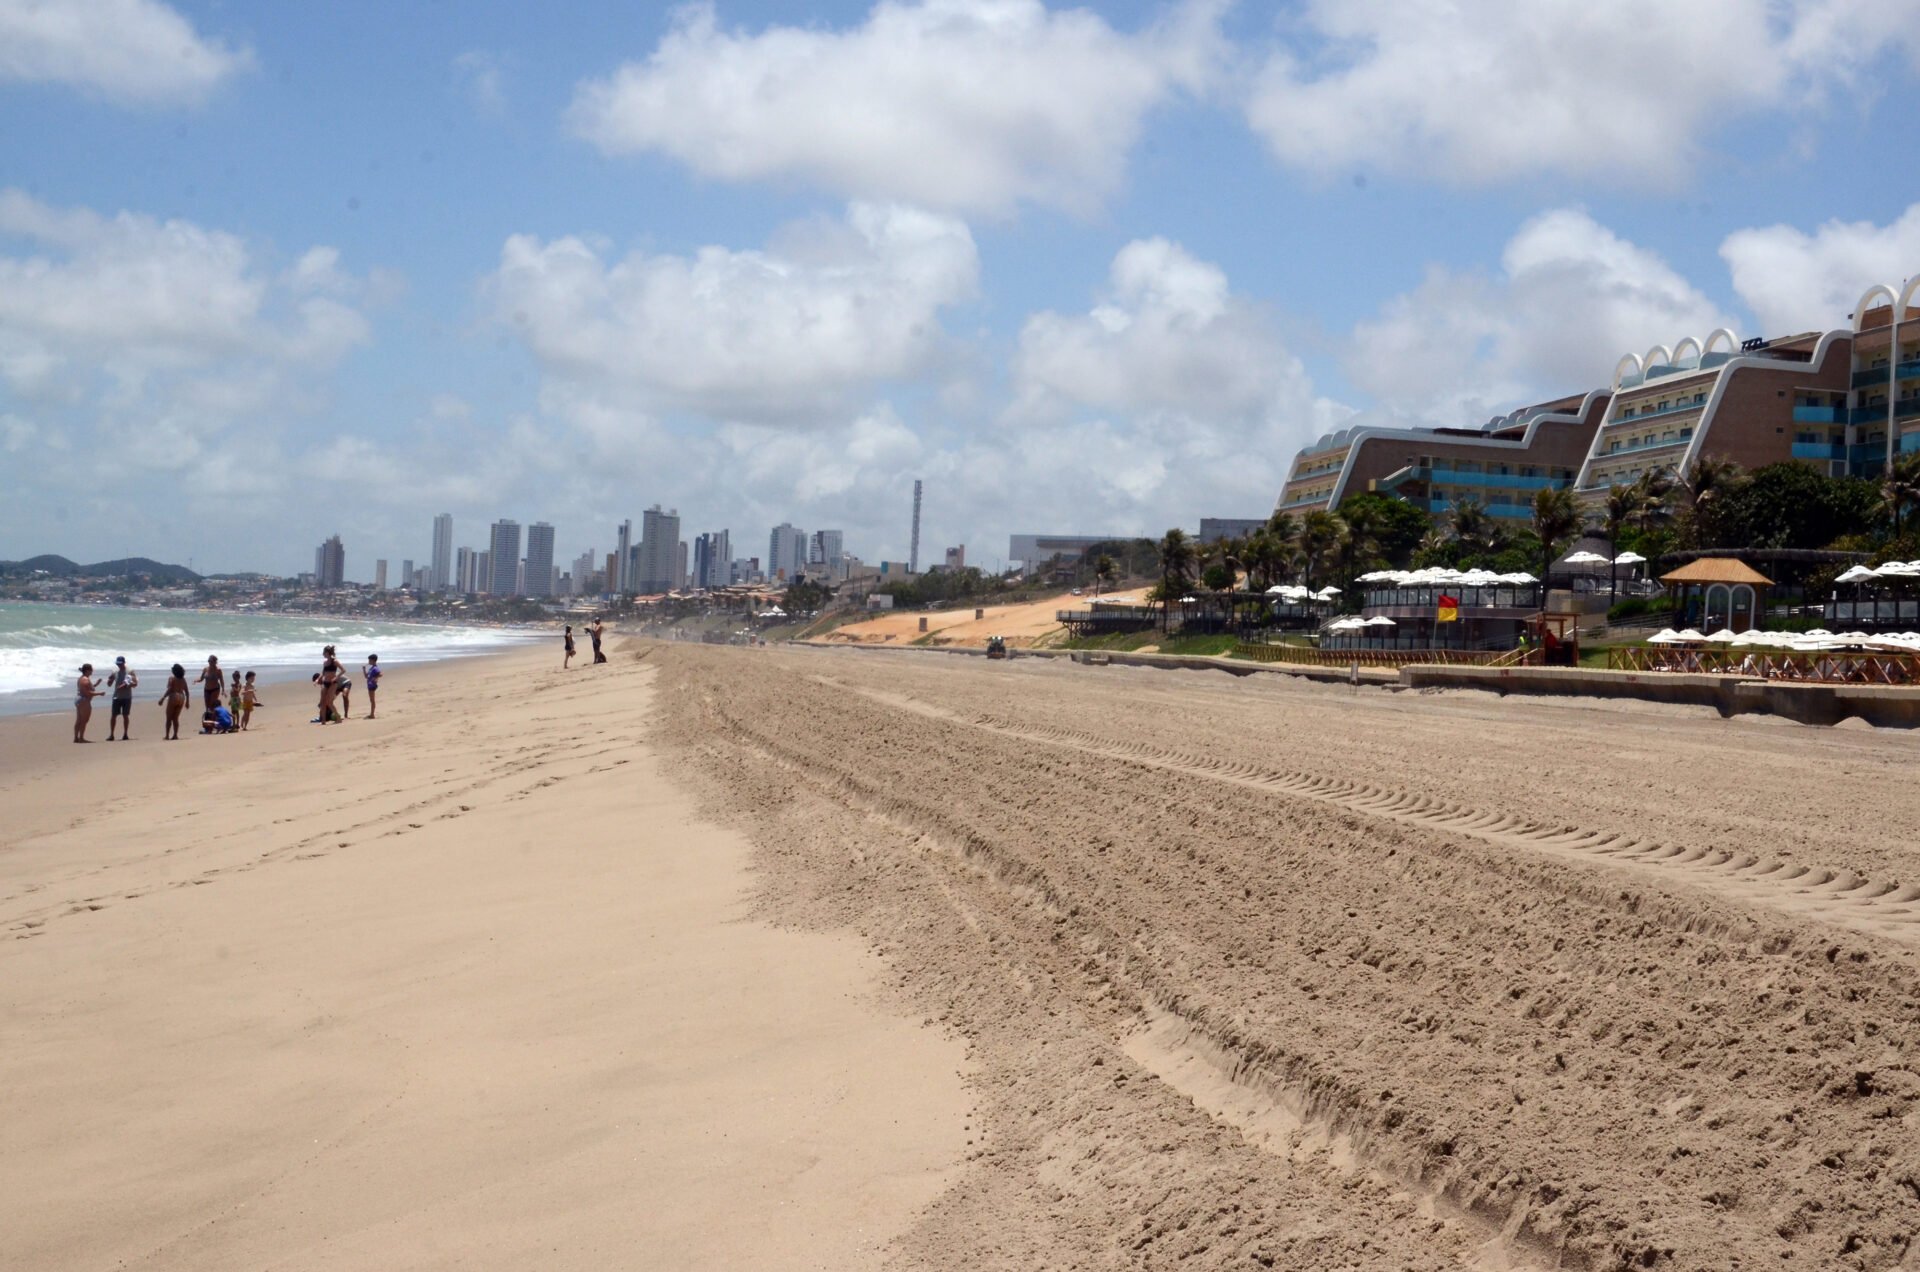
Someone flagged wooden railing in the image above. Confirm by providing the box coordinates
[1236,644,1517,668]
[1607,645,1920,685]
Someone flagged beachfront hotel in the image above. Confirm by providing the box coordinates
[1277,276,1919,520]
[1274,390,1610,521]
[1570,328,1854,498]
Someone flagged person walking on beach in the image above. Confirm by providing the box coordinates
[105,656,138,741]
[563,624,576,669]
[362,654,381,718]
[195,656,223,712]
[589,618,607,664]
[159,664,188,740]
[73,663,104,743]
[336,666,353,719]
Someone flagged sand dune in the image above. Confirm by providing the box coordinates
[658,643,1920,1270]
[815,588,1149,648]
[0,645,964,1271]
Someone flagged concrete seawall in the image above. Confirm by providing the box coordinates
[1397,665,1920,728]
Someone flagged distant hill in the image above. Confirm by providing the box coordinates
[0,555,202,585]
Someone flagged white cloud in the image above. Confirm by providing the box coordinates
[1721,203,1920,333]
[0,0,251,106]
[1347,209,1731,421]
[0,190,372,488]
[1246,0,1920,185]
[453,49,506,116]
[1006,236,1347,522]
[488,202,979,421]
[567,0,1225,215]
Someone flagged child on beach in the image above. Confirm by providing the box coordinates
[160,664,188,740]
[363,655,380,719]
[200,704,234,734]
[73,663,103,743]
[336,669,353,720]
[239,672,260,730]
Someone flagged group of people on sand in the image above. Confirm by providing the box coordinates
[72,655,262,743]
[72,644,384,742]
[562,618,608,669]
[310,645,379,724]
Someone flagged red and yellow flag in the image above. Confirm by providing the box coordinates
[1437,594,1460,623]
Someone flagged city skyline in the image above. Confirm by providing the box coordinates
[3,3,1919,576]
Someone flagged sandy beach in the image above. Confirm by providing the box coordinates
[9,637,1920,1269]
[0,643,966,1270]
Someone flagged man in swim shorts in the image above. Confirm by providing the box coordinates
[105,656,138,741]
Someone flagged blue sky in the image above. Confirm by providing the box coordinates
[2,0,1918,578]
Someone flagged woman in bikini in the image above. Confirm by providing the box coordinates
[160,663,189,740]
[195,656,224,714]
[73,663,104,743]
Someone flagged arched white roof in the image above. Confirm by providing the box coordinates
[1643,343,1673,370]
[1612,352,1643,389]
[1671,336,1703,368]
[1855,283,1899,330]
[1704,328,1738,355]
[1900,276,1920,317]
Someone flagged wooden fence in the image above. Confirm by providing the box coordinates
[1236,644,1521,668]
[1607,645,1920,685]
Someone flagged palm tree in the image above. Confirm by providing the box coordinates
[1092,554,1116,597]
[1630,469,1675,535]
[1531,487,1581,597]
[1335,499,1381,582]
[1678,455,1743,548]
[1599,483,1645,603]
[1882,453,1920,537]
[1298,510,1344,591]
[1447,496,1499,561]
[1156,528,1196,632]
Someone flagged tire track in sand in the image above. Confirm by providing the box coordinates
[956,710,1920,944]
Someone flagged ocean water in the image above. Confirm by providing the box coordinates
[0,602,538,717]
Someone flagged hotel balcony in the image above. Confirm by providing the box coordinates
[1596,432,1692,459]
[1849,399,1920,426]
[1610,398,1706,424]
[1850,359,1920,389]
[1792,405,1848,424]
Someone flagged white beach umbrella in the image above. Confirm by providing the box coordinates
[1365,615,1397,626]
[1612,551,1647,565]
[1834,565,1879,584]
[1675,629,1705,642]
[1647,628,1682,644]
[1316,585,1342,596]
[1500,572,1539,584]
[1705,628,1740,643]
[1562,550,1610,565]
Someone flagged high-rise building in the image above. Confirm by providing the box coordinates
[809,529,843,569]
[693,529,731,589]
[676,539,688,591]
[374,559,388,590]
[909,478,922,574]
[314,535,345,589]
[455,546,475,593]
[571,549,598,596]
[944,545,965,571]
[401,559,414,591]
[525,522,556,599]
[488,520,521,596]
[637,505,680,594]
[430,513,453,593]
[604,552,618,593]
[476,550,491,594]
[768,523,806,580]
[613,519,633,594]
